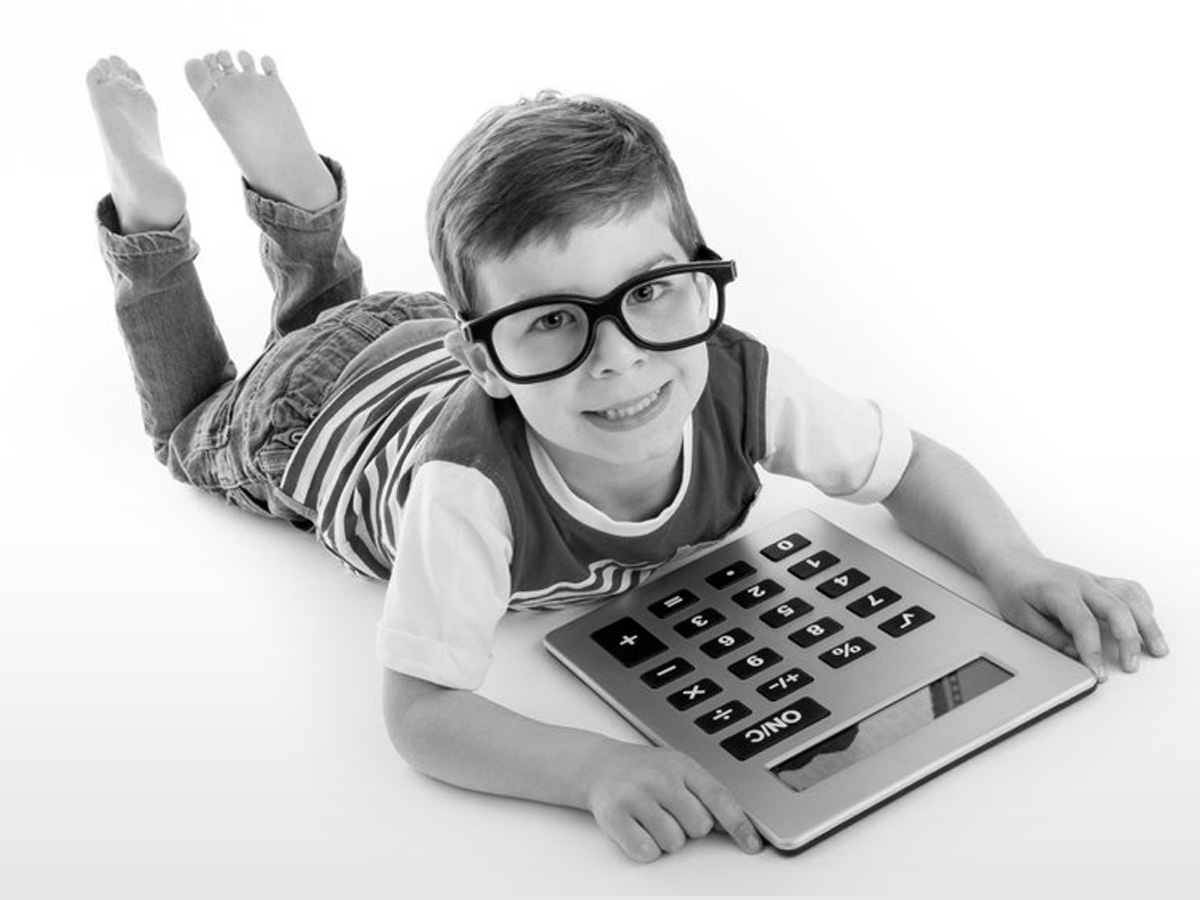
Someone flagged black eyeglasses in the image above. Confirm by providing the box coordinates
[459,245,736,384]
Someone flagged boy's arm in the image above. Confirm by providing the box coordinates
[880,431,1169,679]
[381,668,762,862]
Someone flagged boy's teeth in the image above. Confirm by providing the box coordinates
[600,388,660,420]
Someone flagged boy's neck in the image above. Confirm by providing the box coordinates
[529,431,685,523]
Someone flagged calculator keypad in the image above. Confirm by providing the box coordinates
[582,524,947,765]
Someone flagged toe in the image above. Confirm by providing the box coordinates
[184,58,215,97]
[86,60,108,87]
[203,53,223,81]
[216,49,236,73]
[261,54,277,77]
[237,50,256,73]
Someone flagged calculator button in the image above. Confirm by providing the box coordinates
[720,697,832,761]
[788,550,840,580]
[705,560,757,590]
[847,586,902,618]
[819,636,877,669]
[729,647,783,679]
[817,567,870,599]
[648,588,701,619]
[756,667,813,702]
[695,701,753,734]
[760,533,811,562]
[590,617,668,667]
[668,678,723,711]
[700,627,754,658]
[641,657,696,688]
[760,598,814,628]
[788,616,844,648]
[731,578,784,609]
[674,608,726,638]
[879,606,935,637]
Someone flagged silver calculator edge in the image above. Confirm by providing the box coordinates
[542,510,1098,853]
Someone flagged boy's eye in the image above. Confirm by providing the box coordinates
[531,308,575,332]
[628,281,667,304]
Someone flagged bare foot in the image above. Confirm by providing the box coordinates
[86,56,186,234]
[184,50,336,211]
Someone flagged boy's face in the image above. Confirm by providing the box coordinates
[451,198,710,489]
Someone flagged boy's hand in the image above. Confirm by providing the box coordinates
[583,742,762,862]
[983,549,1169,681]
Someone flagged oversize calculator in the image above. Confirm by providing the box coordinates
[543,510,1096,852]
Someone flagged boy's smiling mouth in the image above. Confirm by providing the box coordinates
[583,382,671,428]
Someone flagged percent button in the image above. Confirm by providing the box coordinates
[818,636,876,669]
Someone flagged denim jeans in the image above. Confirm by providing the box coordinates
[96,157,452,526]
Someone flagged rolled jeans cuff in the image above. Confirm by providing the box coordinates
[95,194,192,258]
[241,154,347,231]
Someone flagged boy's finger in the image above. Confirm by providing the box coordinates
[1084,586,1142,673]
[1106,578,1169,656]
[601,814,661,863]
[1041,589,1105,681]
[665,789,715,839]
[685,769,761,853]
[1011,604,1076,655]
[635,805,689,854]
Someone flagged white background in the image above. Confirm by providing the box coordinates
[2,0,1196,895]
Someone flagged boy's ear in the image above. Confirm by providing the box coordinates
[444,329,512,399]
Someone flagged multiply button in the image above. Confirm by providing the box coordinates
[720,697,831,761]
[788,550,840,580]
[705,559,757,590]
[648,588,701,619]
[590,617,667,667]
[668,678,723,711]
[695,701,753,734]
[760,533,811,562]
[817,567,870,599]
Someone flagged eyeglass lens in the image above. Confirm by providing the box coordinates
[489,271,718,378]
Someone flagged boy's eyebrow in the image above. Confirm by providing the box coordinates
[509,253,685,304]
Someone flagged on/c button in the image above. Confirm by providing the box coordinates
[719,696,831,761]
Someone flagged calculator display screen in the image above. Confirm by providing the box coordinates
[771,657,1013,792]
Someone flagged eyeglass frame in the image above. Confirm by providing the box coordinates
[457,245,737,384]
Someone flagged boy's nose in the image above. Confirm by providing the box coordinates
[586,319,646,377]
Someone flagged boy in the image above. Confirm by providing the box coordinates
[89,50,1168,863]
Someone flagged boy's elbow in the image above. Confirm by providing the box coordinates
[381,668,447,761]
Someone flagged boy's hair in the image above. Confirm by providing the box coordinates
[427,90,705,317]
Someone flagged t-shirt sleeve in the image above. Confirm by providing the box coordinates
[760,344,913,503]
[375,460,513,690]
